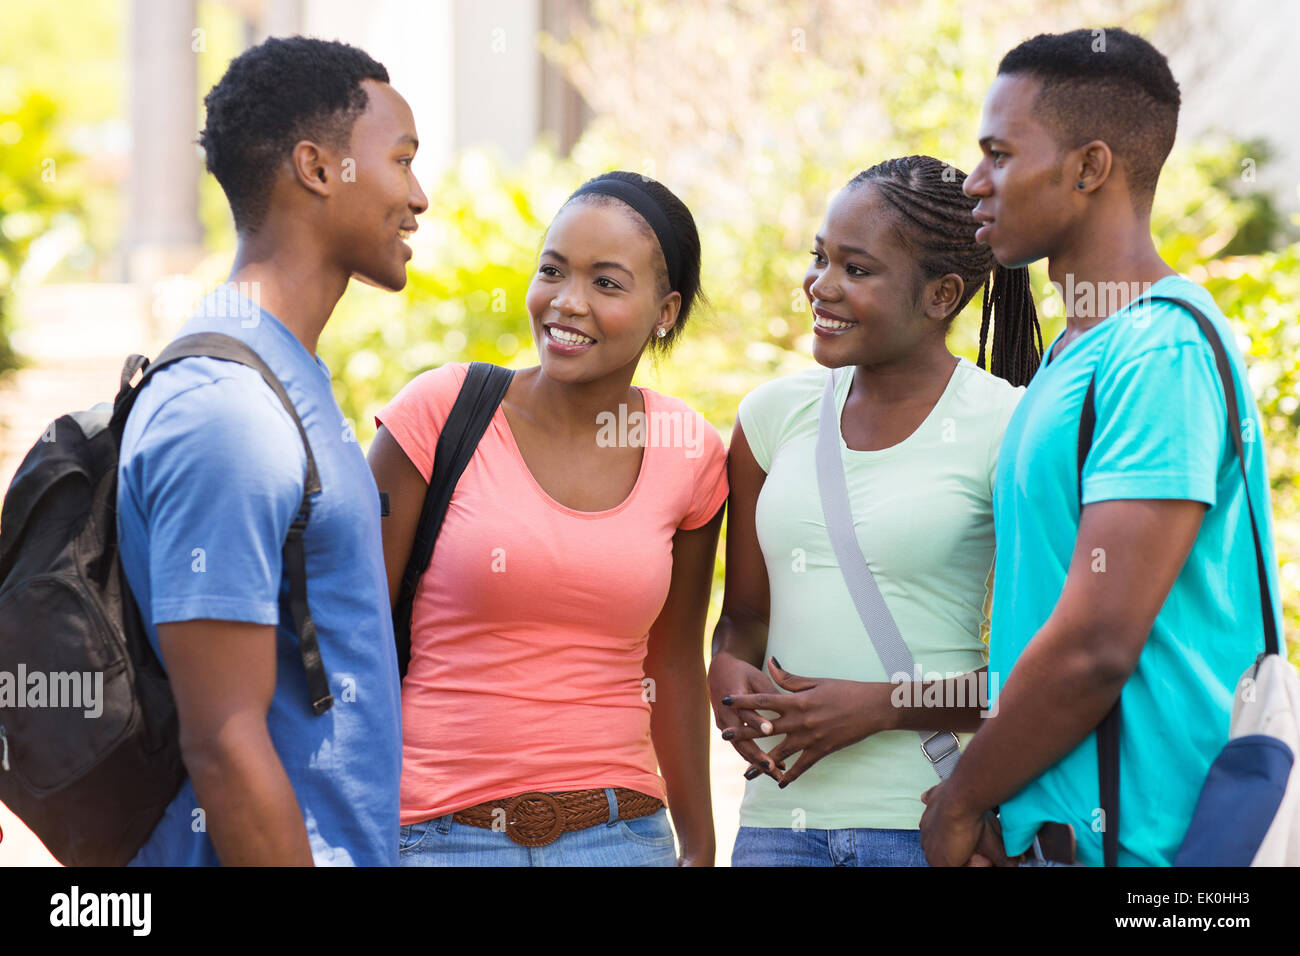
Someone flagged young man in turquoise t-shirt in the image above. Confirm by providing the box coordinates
[918,28,1285,866]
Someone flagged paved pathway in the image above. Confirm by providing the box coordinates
[0,284,154,865]
[0,284,156,495]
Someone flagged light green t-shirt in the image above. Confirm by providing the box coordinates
[737,358,1023,830]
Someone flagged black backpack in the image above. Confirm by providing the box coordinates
[0,332,332,866]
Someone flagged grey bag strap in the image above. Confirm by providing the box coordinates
[815,367,961,780]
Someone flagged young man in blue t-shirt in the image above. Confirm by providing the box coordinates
[918,28,1285,866]
[118,37,428,865]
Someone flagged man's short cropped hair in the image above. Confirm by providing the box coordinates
[998,27,1181,207]
[199,36,389,232]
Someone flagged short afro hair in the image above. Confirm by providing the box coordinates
[199,36,389,233]
[998,27,1180,207]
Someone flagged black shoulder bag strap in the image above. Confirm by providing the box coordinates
[1078,295,1278,866]
[392,362,514,678]
[112,331,334,716]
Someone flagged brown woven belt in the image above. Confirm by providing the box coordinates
[452,788,663,847]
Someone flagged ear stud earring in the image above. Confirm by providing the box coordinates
[655,327,667,338]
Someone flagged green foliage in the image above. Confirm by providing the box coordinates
[0,0,124,127]
[1197,248,1300,653]
[0,86,82,375]
[0,0,120,375]
[319,0,1299,654]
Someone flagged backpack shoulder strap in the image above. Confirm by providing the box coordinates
[392,362,515,678]
[815,367,962,779]
[118,331,332,715]
[116,332,320,497]
[1146,296,1279,656]
[1077,371,1121,866]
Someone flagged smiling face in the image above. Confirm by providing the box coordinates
[525,200,680,385]
[805,184,949,370]
[329,78,428,291]
[963,73,1080,269]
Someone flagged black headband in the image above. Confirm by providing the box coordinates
[568,178,683,293]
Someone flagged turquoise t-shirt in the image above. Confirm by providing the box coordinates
[990,274,1283,866]
[738,359,1023,829]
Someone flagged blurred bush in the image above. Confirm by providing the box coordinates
[317,0,1298,654]
[0,0,119,377]
[0,88,81,376]
[1197,247,1300,648]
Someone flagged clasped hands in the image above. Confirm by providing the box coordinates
[708,652,1017,866]
[708,653,893,788]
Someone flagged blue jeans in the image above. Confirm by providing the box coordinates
[398,790,677,867]
[732,826,929,867]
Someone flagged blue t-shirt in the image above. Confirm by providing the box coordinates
[117,286,402,866]
[989,274,1283,867]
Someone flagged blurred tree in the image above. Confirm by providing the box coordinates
[541,0,1184,396]
[0,0,120,375]
[0,1,124,126]
[0,88,82,376]
[320,0,1299,652]
[1197,245,1300,648]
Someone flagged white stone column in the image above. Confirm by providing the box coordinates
[125,0,204,286]
[452,0,540,163]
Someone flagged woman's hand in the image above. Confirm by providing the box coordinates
[707,650,786,780]
[720,658,899,787]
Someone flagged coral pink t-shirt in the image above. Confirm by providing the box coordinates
[376,363,728,823]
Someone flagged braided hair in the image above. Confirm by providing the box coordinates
[849,156,1042,387]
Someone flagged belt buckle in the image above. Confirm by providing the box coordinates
[921,730,961,764]
[503,791,565,847]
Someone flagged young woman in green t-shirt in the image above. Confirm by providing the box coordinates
[708,156,1042,866]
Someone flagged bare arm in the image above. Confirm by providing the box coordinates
[710,422,770,669]
[158,619,313,866]
[367,424,427,608]
[919,497,1206,865]
[707,421,786,778]
[645,504,725,867]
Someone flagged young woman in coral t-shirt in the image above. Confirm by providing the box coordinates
[368,172,727,866]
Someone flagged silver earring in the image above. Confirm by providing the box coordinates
[655,327,667,338]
